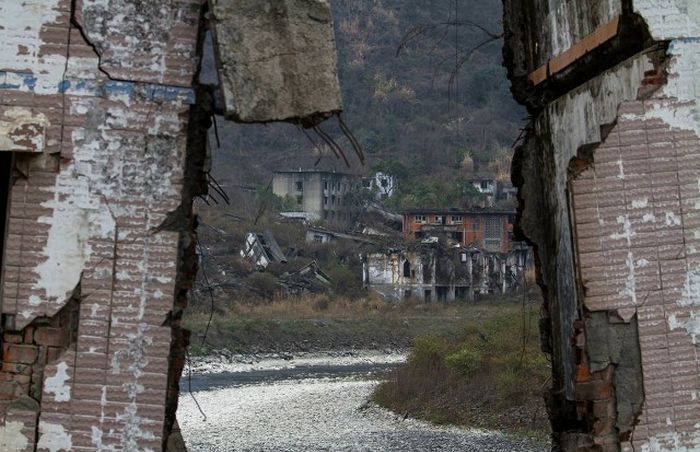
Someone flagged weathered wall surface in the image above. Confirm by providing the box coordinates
[364,246,530,302]
[0,1,203,450]
[209,0,342,125]
[504,0,700,450]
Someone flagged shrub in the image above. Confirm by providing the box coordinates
[246,272,278,299]
[408,335,448,368]
[445,343,485,377]
[373,304,551,436]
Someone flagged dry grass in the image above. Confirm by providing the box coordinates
[183,293,534,355]
[186,292,508,322]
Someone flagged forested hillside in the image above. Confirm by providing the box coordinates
[210,0,524,207]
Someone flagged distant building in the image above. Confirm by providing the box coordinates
[362,172,396,199]
[402,209,515,252]
[272,169,357,222]
[305,226,376,245]
[467,175,497,206]
[499,181,518,202]
[363,244,532,302]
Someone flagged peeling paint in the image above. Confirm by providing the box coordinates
[668,312,700,344]
[44,362,71,402]
[0,0,67,94]
[641,430,700,452]
[0,421,29,451]
[37,421,72,452]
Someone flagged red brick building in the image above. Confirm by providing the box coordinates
[402,209,515,252]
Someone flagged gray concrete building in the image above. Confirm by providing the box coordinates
[273,169,357,222]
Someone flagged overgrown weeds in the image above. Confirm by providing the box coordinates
[373,305,550,437]
[183,294,531,355]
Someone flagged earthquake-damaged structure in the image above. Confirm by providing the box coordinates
[364,243,532,302]
[272,169,358,223]
[504,1,700,450]
[240,231,287,269]
[403,209,515,252]
[277,260,331,295]
[0,0,342,450]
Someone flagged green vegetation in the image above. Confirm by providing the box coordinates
[210,0,524,199]
[385,177,486,209]
[373,304,550,437]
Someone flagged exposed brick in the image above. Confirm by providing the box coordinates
[3,344,38,365]
[33,327,68,348]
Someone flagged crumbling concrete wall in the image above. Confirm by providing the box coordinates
[504,0,700,450]
[0,0,204,450]
[363,245,531,302]
[209,0,342,125]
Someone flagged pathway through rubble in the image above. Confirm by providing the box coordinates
[178,352,548,451]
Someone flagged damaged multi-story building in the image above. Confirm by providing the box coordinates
[504,0,700,450]
[363,242,532,302]
[0,0,342,450]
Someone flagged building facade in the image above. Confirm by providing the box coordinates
[402,210,515,252]
[504,0,700,450]
[273,169,357,222]
[363,244,532,302]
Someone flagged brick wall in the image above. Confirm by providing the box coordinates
[504,1,700,450]
[0,1,203,450]
[571,86,700,450]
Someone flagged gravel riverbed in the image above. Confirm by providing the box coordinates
[178,351,549,452]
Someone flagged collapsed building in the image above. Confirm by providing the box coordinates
[0,0,342,450]
[364,243,532,302]
[504,0,700,450]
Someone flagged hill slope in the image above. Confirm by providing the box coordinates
[209,0,524,198]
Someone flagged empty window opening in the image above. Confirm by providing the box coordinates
[437,286,448,302]
[295,181,303,191]
[403,260,411,278]
[423,289,432,302]
[403,289,412,299]
[0,153,13,290]
[455,286,469,300]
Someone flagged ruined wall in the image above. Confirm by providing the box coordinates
[364,246,530,302]
[504,0,700,450]
[0,1,204,449]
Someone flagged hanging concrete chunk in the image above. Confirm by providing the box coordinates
[209,0,343,125]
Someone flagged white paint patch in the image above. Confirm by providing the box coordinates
[90,426,103,450]
[641,429,700,452]
[620,252,637,305]
[635,0,700,40]
[643,213,657,223]
[44,361,71,402]
[0,421,29,451]
[632,198,648,209]
[0,0,67,94]
[665,212,682,227]
[610,215,635,245]
[680,266,700,307]
[636,259,651,268]
[668,312,700,345]
[37,421,72,452]
[34,198,92,314]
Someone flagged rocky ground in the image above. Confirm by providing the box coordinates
[178,352,549,452]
